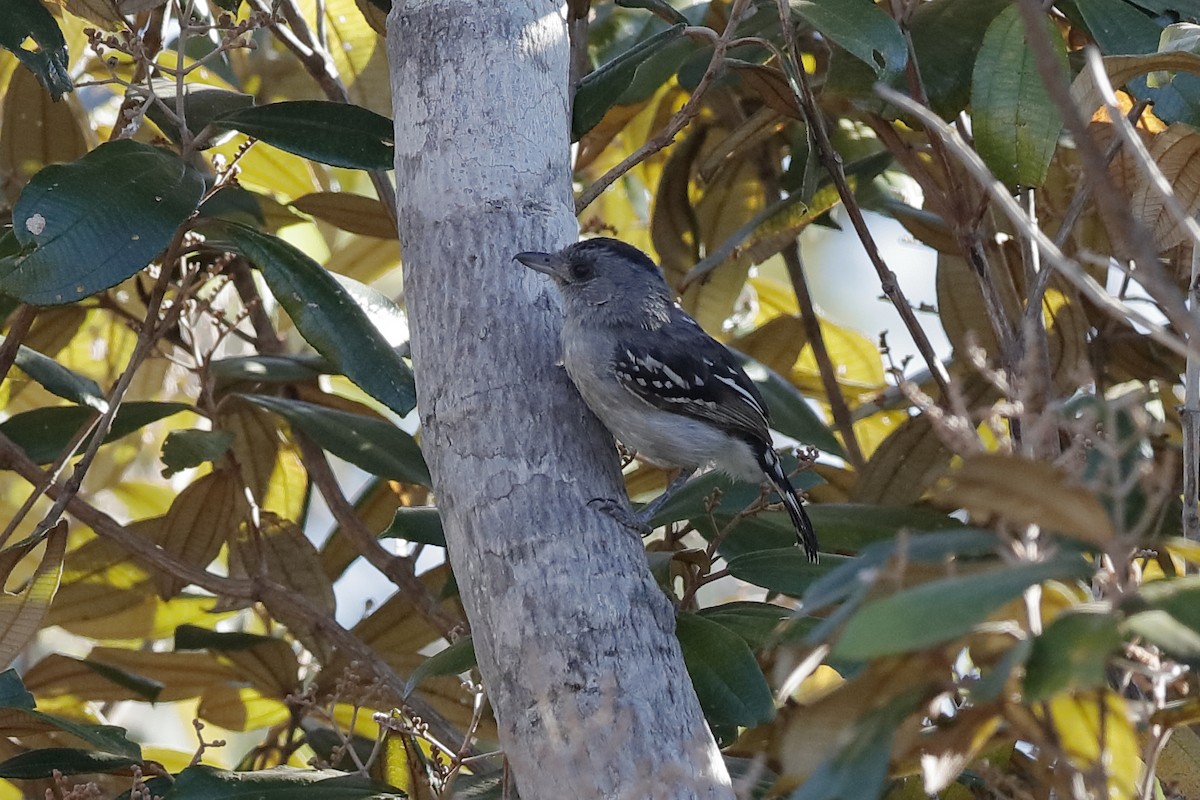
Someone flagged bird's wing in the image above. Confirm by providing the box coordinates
[611,317,771,439]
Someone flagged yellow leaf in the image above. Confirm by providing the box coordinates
[793,318,886,395]
[749,272,800,319]
[214,137,324,201]
[297,0,390,113]
[1042,691,1139,800]
[198,685,290,731]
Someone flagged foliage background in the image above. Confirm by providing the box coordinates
[3,0,1200,798]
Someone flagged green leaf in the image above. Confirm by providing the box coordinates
[79,658,164,703]
[210,354,329,386]
[1023,607,1122,701]
[0,669,35,709]
[0,0,72,99]
[4,141,205,305]
[332,273,408,347]
[697,602,791,650]
[379,506,445,547]
[0,401,190,465]
[676,612,775,728]
[802,527,1000,615]
[161,429,235,477]
[1121,610,1200,660]
[1073,0,1161,55]
[241,395,429,485]
[175,624,276,651]
[725,548,851,597]
[1121,575,1200,659]
[970,6,1066,187]
[572,23,686,140]
[831,555,1093,660]
[204,221,416,416]
[162,765,406,799]
[403,636,477,697]
[23,711,140,760]
[909,0,1012,117]
[647,452,823,532]
[0,748,137,779]
[2,335,106,411]
[806,503,962,551]
[215,101,394,170]
[792,0,907,76]
[145,81,254,147]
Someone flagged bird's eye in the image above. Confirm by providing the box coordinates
[570,260,593,281]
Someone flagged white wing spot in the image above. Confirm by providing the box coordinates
[715,374,763,411]
[25,213,46,235]
[661,364,688,388]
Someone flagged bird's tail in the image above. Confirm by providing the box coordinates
[759,447,819,562]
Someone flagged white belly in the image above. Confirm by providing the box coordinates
[561,325,761,481]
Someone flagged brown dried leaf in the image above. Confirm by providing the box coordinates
[934,453,1115,545]
[156,469,249,598]
[1129,123,1200,250]
[576,100,651,172]
[853,376,996,506]
[216,638,300,698]
[731,63,802,119]
[231,512,335,617]
[291,192,397,240]
[0,521,66,668]
[697,107,787,185]
[25,647,236,702]
[319,480,402,582]
[218,398,281,505]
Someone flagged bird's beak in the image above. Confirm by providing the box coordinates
[514,250,568,281]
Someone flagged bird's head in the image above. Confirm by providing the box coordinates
[515,237,673,321]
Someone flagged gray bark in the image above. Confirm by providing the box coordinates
[386,2,734,798]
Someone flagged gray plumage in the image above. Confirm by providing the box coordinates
[515,237,819,561]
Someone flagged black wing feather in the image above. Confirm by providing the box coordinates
[610,308,771,440]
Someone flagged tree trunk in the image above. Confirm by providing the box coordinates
[386,2,735,798]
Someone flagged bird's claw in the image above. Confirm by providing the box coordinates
[587,497,653,537]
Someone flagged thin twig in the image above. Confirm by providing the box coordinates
[774,0,951,399]
[1184,245,1200,540]
[0,430,471,753]
[0,305,35,385]
[781,243,865,470]
[295,435,464,639]
[873,84,1193,361]
[574,0,754,212]
[247,0,398,229]
[1012,0,1160,270]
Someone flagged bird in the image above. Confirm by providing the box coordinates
[515,236,819,562]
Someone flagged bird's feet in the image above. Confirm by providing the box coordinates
[587,497,653,537]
